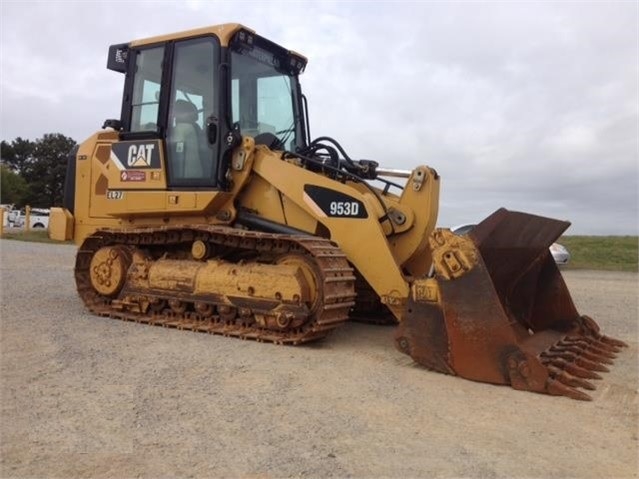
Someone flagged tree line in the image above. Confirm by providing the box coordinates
[0,134,76,208]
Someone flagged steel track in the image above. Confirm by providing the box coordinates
[75,225,357,345]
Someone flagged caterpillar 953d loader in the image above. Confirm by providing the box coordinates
[50,23,625,400]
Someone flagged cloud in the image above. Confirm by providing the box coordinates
[0,1,637,234]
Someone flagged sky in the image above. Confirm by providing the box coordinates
[1,1,637,235]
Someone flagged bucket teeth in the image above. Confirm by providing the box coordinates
[563,336,625,354]
[573,356,610,373]
[585,344,617,360]
[583,352,614,365]
[547,365,596,391]
[543,336,616,370]
[542,351,604,369]
[549,344,614,365]
[559,339,617,359]
[542,350,578,362]
[565,334,626,351]
[534,323,625,401]
[546,378,593,401]
[542,357,603,380]
[599,335,628,349]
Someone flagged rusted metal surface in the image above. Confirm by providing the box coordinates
[396,208,626,400]
[75,226,356,345]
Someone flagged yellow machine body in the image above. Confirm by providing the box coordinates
[51,23,624,400]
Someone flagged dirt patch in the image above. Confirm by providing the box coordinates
[1,240,637,478]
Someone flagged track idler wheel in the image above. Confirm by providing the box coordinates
[276,254,322,317]
[89,246,132,297]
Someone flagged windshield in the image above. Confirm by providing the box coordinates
[230,48,302,151]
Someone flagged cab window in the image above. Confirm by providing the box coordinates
[130,46,164,132]
[166,37,219,186]
[231,50,298,151]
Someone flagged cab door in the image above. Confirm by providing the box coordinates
[93,36,223,219]
[116,35,221,189]
[165,36,220,188]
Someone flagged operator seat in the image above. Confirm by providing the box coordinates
[170,100,204,178]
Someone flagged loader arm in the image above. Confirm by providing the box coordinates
[235,143,440,317]
[235,143,626,401]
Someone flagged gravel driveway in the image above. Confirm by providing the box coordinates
[1,240,637,478]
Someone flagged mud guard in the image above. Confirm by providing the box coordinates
[395,208,626,400]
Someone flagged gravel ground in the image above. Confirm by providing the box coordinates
[1,239,637,479]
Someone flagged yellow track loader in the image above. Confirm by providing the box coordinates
[50,23,625,400]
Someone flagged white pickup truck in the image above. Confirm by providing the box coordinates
[1,205,22,227]
[15,208,50,229]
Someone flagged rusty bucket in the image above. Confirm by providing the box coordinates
[395,208,626,400]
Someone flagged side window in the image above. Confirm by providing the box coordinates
[130,47,164,132]
[166,37,219,186]
[230,50,297,150]
[257,76,294,136]
[231,75,295,148]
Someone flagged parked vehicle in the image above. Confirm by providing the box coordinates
[0,205,25,227]
[549,242,571,265]
[15,208,50,229]
[1,204,15,227]
[451,223,571,265]
[7,209,21,226]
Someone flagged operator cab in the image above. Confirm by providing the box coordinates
[106,25,308,189]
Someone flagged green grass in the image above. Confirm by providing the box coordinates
[559,236,638,272]
[0,229,71,244]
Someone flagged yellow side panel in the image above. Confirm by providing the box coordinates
[87,139,222,217]
[48,207,74,241]
[107,140,167,190]
[89,139,166,218]
[236,175,287,223]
